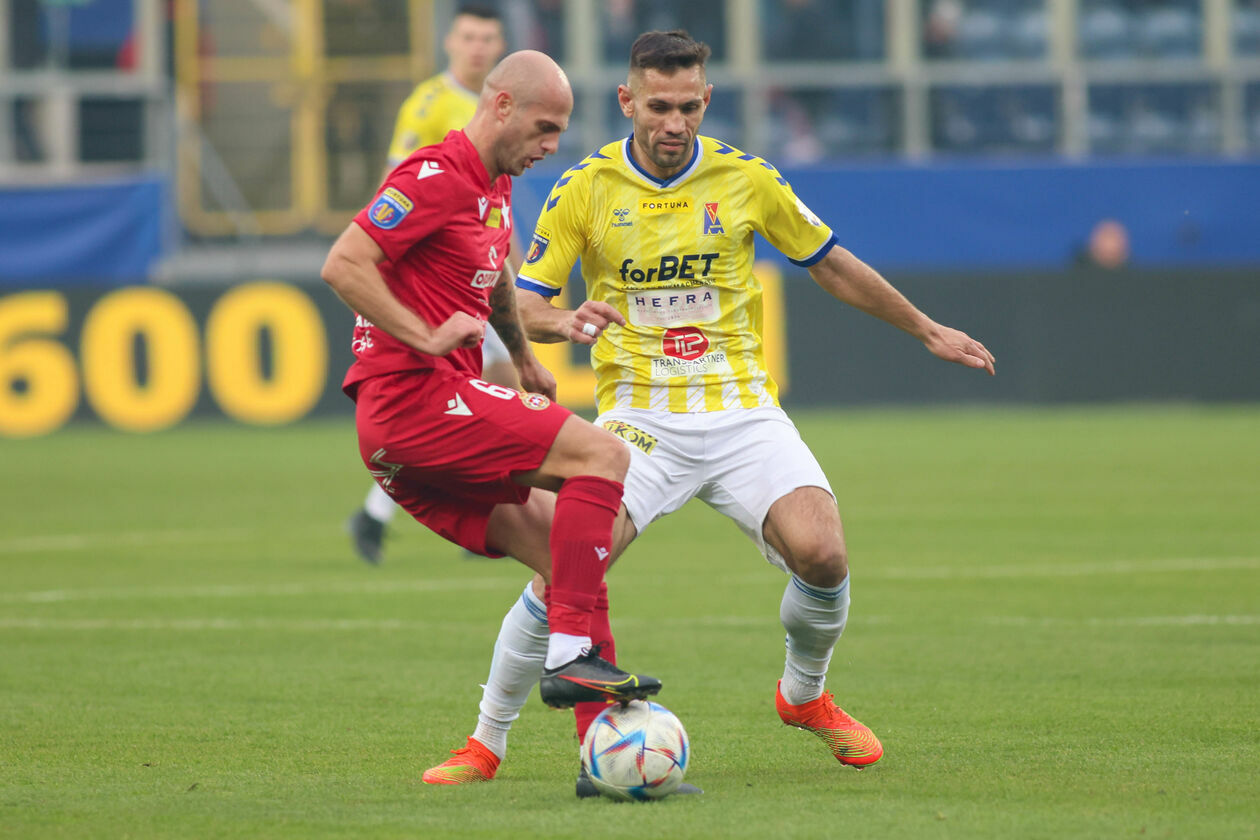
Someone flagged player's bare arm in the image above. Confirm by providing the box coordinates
[322,222,484,357]
[808,244,996,375]
[487,265,557,398]
[516,288,626,346]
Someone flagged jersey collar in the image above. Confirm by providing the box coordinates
[621,135,702,189]
[443,71,481,102]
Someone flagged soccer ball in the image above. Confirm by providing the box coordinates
[580,699,690,801]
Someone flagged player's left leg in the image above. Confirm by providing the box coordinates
[763,488,882,767]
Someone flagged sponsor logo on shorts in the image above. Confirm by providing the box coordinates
[525,232,550,264]
[369,187,413,230]
[519,392,550,410]
[602,419,657,455]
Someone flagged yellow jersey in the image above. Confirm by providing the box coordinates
[516,135,838,414]
[386,72,479,166]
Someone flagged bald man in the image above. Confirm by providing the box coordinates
[323,52,661,741]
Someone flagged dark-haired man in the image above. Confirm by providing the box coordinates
[424,31,994,794]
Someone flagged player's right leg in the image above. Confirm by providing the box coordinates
[512,416,661,708]
[422,503,642,788]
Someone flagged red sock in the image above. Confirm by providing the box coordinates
[548,476,622,637]
[574,582,615,742]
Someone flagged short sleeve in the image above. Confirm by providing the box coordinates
[515,172,589,298]
[750,163,837,267]
[353,163,448,263]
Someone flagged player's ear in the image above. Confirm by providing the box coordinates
[703,83,713,107]
[495,90,514,122]
[617,84,634,118]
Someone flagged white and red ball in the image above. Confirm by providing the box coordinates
[580,700,690,801]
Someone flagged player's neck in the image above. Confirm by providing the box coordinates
[462,118,503,184]
[628,134,687,182]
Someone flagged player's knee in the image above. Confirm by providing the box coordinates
[791,540,848,588]
[586,430,629,482]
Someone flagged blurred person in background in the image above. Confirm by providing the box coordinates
[1075,217,1131,269]
[346,4,526,565]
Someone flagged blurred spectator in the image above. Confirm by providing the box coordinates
[923,0,1045,61]
[924,0,965,58]
[769,91,826,164]
[1075,218,1131,269]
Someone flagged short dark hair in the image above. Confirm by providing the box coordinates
[454,4,501,22]
[629,30,711,74]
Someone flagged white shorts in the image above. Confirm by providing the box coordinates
[595,406,834,573]
[482,326,511,367]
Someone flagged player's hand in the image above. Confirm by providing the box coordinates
[425,312,485,356]
[568,301,626,345]
[924,326,996,375]
[516,354,558,401]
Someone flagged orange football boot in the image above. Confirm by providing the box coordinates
[775,681,883,767]
[421,736,500,785]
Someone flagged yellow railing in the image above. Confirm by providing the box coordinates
[175,0,434,236]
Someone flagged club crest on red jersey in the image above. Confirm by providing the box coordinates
[519,392,550,410]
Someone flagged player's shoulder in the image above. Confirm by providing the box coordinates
[558,139,623,184]
[410,73,450,99]
[539,139,622,212]
[389,134,467,185]
[699,136,790,186]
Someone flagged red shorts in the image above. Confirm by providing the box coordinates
[353,369,572,555]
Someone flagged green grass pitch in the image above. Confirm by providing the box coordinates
[2,406,1258,839]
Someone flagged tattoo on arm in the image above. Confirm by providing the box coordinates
[487,278,526,355]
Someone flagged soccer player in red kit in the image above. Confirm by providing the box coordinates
[321,50,660,740]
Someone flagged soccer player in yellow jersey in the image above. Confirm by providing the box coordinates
[422,31,995,795]
[347,5,523,565]
[384,5,504,168]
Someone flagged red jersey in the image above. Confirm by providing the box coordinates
[342,130,513,395]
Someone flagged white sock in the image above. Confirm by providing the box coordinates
[475,582,549,759]
[363,483,398,523]
[779,575,850,706]
[544,633,591,670]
